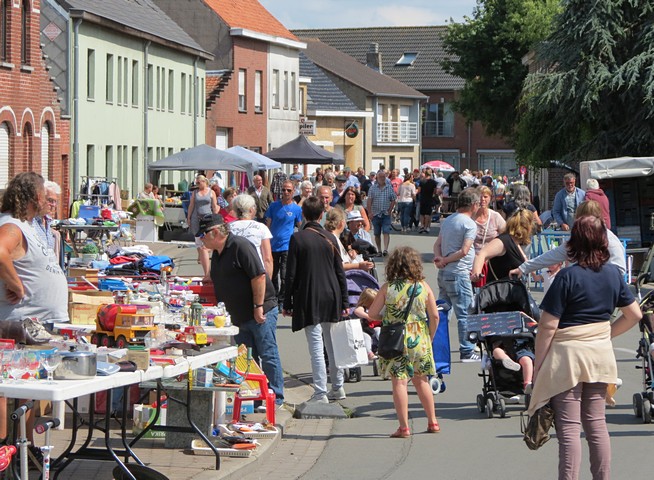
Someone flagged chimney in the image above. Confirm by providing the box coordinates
[366,43,382,74]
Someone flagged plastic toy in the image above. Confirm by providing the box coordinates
[91,304,156,348]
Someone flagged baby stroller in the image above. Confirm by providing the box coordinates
[467,279,539,418]
[344,269,381,382]
[633,288,654,423]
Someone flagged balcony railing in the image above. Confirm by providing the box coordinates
[376,121,419,143]
[422,120,454,137]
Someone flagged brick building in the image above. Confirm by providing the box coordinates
[0,0,70,215]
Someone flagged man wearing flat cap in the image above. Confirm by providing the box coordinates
[197,214,284,405]
[331,174,348,206]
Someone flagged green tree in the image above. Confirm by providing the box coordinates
[516,0,654,166]
[442,0,560,138]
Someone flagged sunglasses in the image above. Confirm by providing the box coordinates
[199,228,217,239]
[281,188,293,192]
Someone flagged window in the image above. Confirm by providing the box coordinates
[1,0,9,63]
[131,60,139,106]
[117,56,122,105]
[291,72,296,110]
[0,122,9,188]
[299,86,305,115]
[272,69,279,108]
[161,67,166,111]
[40,123,50,178]
[106,54,114,103]
[395,52,418,67]
[422,102,454,137]
[283,71,289,109]
[254,70,262,112]
[87,49,95,99]
[168,69,174,111]
[156,67,161,110]
[188,75,192,115]
[21,0,29,65]
[123,58,128,107]
[86,144,95,176]
[131,147,139,198]
[238,69,246,112]
[116,145,123,180]
[147,64,153,108]
[200,78,204,117]
[106,145,114,178]
[181,73,186,114]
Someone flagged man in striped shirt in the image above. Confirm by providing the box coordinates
[366,170,396,256]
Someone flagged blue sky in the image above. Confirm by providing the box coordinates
[258,0,478,29]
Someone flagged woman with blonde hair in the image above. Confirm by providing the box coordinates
[187,174,219,279]
[472,186,506,254]
[471,208,533,283]
[367,246,440,438]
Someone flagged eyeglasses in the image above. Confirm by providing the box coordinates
[281,188,293,192]
[46,198,58,205]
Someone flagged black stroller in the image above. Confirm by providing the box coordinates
[632,287,654,422]
[467,279,539,418]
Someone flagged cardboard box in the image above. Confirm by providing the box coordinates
[68,268,99,283]
[132,404,166,439]
[127,348,150,371]
[67,290,113,324]
[195,367,213,388]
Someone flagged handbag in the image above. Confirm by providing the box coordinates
[521,404,555,450]
[331,319,369,369]
[377,282,419,360]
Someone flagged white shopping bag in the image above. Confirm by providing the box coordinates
[331,319,369,369]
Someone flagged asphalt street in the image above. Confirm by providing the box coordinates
[160,228,653,480]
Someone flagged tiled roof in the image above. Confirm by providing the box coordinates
[299,53,363,113]
[204,0,298,42]
[61,0,208,55]
[292,26,463,91]
[299,38,425,99]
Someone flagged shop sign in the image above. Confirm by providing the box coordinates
[345,121,359,138]
[299,119,316,136]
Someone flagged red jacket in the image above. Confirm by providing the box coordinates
[584,188,611,229]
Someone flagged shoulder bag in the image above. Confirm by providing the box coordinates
[521,403,555,450]
[377,282,419,360]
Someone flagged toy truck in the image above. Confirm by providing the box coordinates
[175,325,209,346]
[91,304,156,348]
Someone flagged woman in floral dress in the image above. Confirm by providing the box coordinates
[368,246,440,438]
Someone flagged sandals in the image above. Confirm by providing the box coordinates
[390,427,411,438]
[427,421,440,433]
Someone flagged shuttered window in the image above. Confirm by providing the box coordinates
[0,123,9,189]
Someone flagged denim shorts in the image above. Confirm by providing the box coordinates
[372,213,391,236]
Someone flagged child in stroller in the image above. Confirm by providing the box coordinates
[341,270,381,382]
[468,278,539,418]
[633,285,654,423]
[353,288,380,361]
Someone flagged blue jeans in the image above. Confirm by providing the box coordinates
[234,307,284,403]
[398,202,413,229]
[437,271,475,355]
[304,322,344,398]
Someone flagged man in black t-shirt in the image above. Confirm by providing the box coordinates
[197,214,284,405]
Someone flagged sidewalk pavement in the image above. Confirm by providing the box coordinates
[32,373,326,480]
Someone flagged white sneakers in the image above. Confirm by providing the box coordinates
[327,387,346,401]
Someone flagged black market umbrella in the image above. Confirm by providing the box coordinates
[264,135,344,165]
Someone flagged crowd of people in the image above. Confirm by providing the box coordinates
[0,164,640,479]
